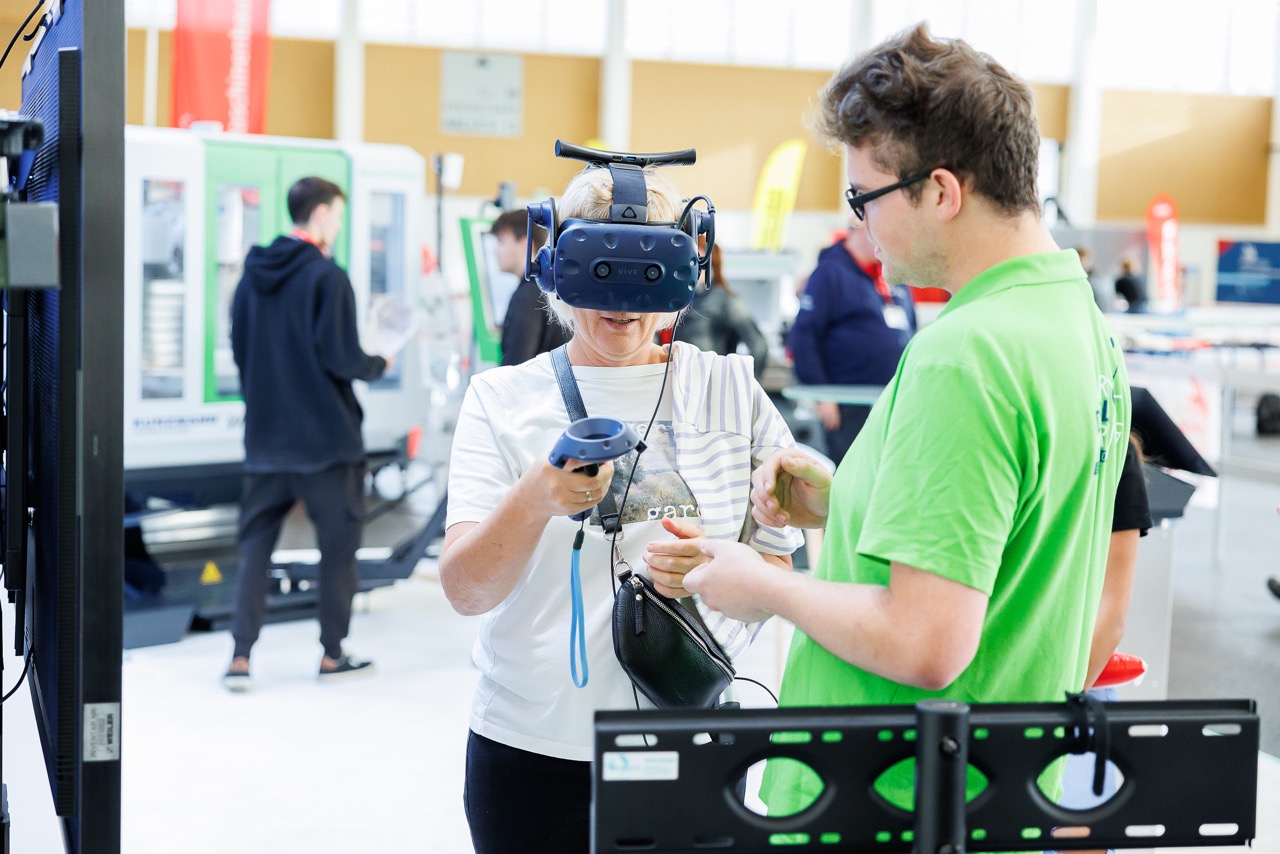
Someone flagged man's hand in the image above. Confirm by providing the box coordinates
[682,539,781,624]
[751,449,832,530]
[645,517,706,598]
[815,400,841,430]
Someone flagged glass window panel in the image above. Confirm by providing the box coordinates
[640,0,732,62]
[871,0,921,44]
[1174,0,1231,93]
[478,0,547,52]
[270,0,341,38]
[788,6,849,69]
[731,0,791,67]
[411,0,480,46]
[369,192,407,391]
[791,0,855,70]
[126,0,176,29]
[361,0,413,42]
[544,0,608,55]
[141,179,186,400]
[1227,0,1278,95]
[963,0,1022,71]
[213,185,263,399]
[911,0,970,42]
[1097,1,1179,91]
[1016,0,1077,84]
[625,0,675,59]
[369,192,406,298]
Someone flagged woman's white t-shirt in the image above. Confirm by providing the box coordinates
[449,361,687,760]
[447,346,801,761]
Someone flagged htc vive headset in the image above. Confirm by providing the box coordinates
[525,140,715,313]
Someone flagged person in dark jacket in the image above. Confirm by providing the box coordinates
[676,242,771,379]
[788,225,906,463]
[223,176,388,692]
[493,210,571,366]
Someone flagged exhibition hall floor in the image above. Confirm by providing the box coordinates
[3,475,1278,853]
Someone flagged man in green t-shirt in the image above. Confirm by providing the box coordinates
[683,23,1130,817]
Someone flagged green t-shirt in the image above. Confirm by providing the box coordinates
[763,250,1130,817]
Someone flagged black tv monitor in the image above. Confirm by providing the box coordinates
[1131,385,1217,477]
[2,2,124,852]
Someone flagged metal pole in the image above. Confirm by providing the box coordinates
[914,700,969,854]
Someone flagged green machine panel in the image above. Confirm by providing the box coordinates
[460,216,501,367]
[276,148,351,268]
[202,141,351,403]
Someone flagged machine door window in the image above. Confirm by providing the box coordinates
[141,179,186,399]
[369,191,406,391]
[209,184,262,400]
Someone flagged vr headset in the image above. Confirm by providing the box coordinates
[525,140,715,313]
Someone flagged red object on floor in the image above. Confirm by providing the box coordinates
[1093,652,1148,688]
[405,426,423,460]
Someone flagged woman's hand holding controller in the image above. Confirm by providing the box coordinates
[517,457,615,520]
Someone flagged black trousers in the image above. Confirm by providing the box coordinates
[231,463,364,661]
[822,403,873,466]
[464,731,591,854]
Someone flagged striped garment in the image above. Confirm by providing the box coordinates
[666,342,804,657]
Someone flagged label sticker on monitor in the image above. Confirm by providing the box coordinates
[84,702,121,762]
[602,751,679,781]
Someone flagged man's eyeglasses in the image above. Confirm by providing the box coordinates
[844,170,939,224]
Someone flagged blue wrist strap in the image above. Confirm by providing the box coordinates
[554,346,592,689]
[569,528,588,688]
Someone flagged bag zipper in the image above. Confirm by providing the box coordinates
[626,574,735,678]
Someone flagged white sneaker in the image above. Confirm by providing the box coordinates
[222,668,253,693]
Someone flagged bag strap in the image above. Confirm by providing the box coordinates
[549,344,622,534]
[550,345,587,422]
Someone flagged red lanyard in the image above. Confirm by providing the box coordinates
[855,257,891,302]
[290,228,327,254]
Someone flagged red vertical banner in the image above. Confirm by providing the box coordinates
[172,0,272,134]
[1145,194,1180,313]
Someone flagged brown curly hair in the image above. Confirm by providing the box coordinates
[816,22,1041,216]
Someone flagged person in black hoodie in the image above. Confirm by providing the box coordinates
[222,176,389,692]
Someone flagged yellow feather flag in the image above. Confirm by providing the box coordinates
[750,139,808,251]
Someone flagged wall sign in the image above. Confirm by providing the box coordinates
[1216,240,1280,305]
[441,52,523,137]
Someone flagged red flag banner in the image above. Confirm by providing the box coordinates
[172,0,272,134]
[1145,194,1180,313]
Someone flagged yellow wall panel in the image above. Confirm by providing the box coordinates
[365,45,599,197]
[1097,90,1271,224]
[1032,83,1069,142]
[631,61,841,212]
[0,2,56,111]
[117,29,1275,226]
[124,29,173,127]
[264,38,334,139]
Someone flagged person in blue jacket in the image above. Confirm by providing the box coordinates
[223,176,390,691]
[788,225,907,463]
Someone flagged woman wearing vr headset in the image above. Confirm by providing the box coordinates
[440,164,803,854]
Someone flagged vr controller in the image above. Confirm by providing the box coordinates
[548,417,646,522]
[526,140,715,313]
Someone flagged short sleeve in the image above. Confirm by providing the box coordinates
[1112,441,1152,535]
[857,362,1023,594]
[445,381,521,528]
[745,376,806,556]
